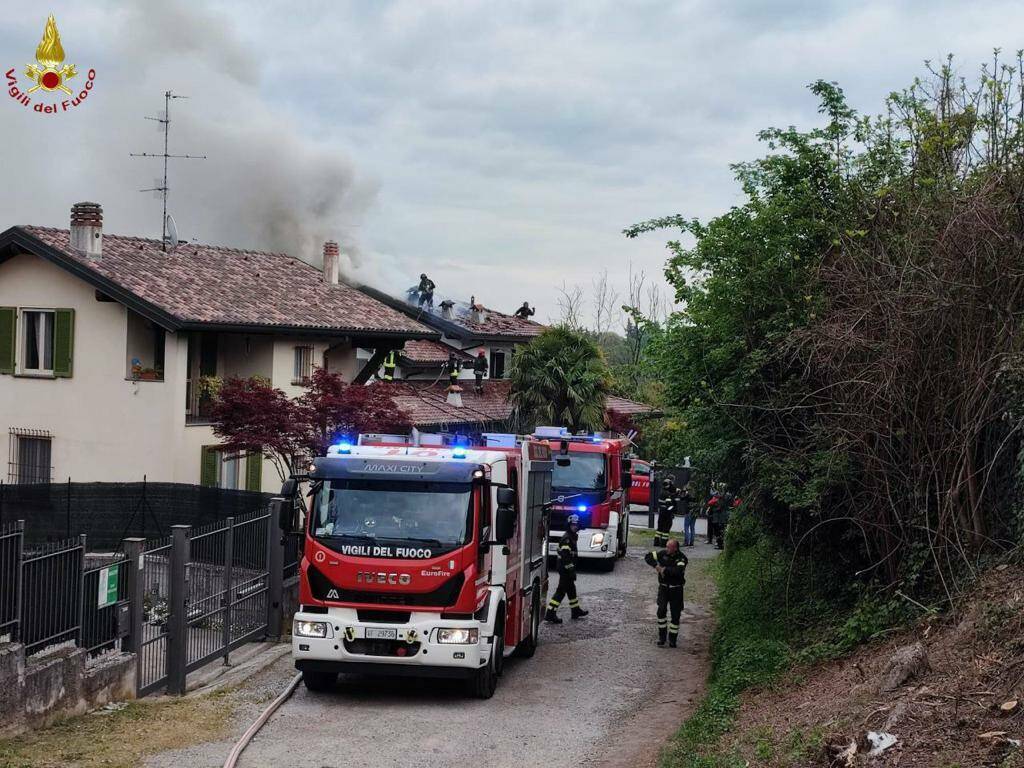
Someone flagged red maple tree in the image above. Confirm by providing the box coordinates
[298,369,412,457]
[211,369,411,481]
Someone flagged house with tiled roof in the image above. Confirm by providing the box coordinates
[0,202,437,489]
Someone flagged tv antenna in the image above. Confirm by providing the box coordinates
[130,90,206,251]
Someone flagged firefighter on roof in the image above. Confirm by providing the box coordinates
[448,352,461,385]
[417,273,435,308]
[545,514,588,623]
[473,350,488,394]
[645,537,688,647]
[514,301,535,319]
[381,350,397,381]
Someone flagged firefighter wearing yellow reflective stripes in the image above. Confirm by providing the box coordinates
[382,350,397,381]
[644,538,688,647]
[545,514,588,623]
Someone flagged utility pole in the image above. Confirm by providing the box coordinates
[130,90,206,250]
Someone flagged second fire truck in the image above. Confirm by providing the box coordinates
[540,427,632,571]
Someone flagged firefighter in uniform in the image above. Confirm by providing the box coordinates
[655,477,679,547]
[545,514,589,623]
[645,537,688,647]
[381,350,397,382]
[447,352,461,385]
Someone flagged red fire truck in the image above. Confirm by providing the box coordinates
[281,434,554,698]
[540,428,631,572]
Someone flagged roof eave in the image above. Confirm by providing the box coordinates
[0,226,184,331]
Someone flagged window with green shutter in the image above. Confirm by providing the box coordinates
[245,452,262,491]
[0,307,15,375]
[200,445,219,487]
[52,309,74,378]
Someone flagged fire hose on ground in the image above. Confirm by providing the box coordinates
[222,672,302,768]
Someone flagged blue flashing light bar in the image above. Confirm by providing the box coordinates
[335,442,353,454]
[452,446,467,459]
[577,504,588,512]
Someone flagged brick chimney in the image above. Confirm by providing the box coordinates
[70,202,102,259]
[322,241,340,284]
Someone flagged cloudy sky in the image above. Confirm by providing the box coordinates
[1,1,1020,324]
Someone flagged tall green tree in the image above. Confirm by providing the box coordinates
[509,327,612,433]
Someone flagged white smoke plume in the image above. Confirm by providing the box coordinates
[0,0,407,291]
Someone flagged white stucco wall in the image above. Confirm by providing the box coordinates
[0,252,186,483]
[0,251,375,488]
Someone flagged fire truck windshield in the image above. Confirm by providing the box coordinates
[552,453,607,492]
[311,479,473,552]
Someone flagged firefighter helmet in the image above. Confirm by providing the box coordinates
[567,513,581,526]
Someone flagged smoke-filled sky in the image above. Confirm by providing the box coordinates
[1,1,1022,324]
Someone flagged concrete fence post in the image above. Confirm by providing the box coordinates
[266,499,285,641]
[221,518,234,665]
[167,525,190,695]
[122,538,145,656]
[648,473,659,530]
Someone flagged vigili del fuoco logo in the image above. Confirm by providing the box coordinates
[6,14,96,114]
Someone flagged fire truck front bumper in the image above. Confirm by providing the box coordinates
[292,608,491,678]
[548,527,616,559]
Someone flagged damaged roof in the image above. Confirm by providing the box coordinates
[359,286,545,342]
[0,226,438,340]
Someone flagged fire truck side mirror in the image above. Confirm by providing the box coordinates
[621,457,632,477]
[495,487,516,542]
[280,479,298,498]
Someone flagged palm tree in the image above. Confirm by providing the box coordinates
[509,327,612,433]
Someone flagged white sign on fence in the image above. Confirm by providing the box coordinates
[97,563,119,608]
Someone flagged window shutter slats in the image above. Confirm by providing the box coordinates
[53,308,74,378]
[200,445,219,487]
[0,307,15,374]
[245,452,262,492]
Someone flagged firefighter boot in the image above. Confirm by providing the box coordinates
[545,608,563,624]
[669,634,678,648]
[571,606,589,619]
[657,628,667,647]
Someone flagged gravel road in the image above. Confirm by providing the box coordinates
[146,541,716,768]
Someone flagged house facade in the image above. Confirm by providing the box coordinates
[0,203,436,491]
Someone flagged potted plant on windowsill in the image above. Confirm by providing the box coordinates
[139,367,162,381]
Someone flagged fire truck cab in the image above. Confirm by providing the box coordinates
[540,427,631,572]
[285,434,553,699]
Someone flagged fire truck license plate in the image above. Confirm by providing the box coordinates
[364,628,397,640]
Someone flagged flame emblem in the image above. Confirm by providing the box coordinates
[24,15,76,95]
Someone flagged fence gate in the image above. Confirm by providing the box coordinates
[136,507,273,696]
[181,510,270,678]
[137,536,172,696]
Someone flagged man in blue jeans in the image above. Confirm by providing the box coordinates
[680,484,697,546]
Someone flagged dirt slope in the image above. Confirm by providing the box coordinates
[722,565,1024,767]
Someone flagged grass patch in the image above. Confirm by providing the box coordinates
[0,690,237,768]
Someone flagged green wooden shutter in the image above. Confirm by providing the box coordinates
[245,452,262,492]
[0,307,15,375]
[53,308,75,378]
[200,445,219,487]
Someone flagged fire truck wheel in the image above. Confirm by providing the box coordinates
[617,525,628,557]
[597,556,616,572]
[302,670,337,693]
[493,608,506,677]
[469,642,499,699]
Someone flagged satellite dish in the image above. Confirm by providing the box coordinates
[165,214,179,248]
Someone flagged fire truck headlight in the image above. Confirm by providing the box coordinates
[294,620,330,638]
[437,627,479,644]
[589,532,605,549]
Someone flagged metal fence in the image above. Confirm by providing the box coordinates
[0,497,288,698]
